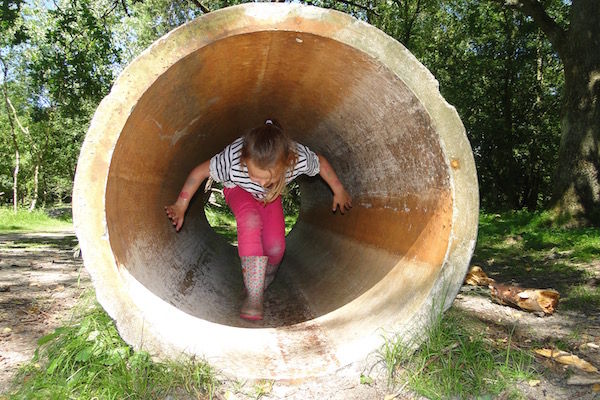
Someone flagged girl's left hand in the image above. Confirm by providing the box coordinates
[332,188,352,214]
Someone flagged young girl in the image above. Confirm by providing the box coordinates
[165,119,352,321]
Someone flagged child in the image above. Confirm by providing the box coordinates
[165,119,352,321]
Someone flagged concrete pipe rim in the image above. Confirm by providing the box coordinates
[73,3,478,379]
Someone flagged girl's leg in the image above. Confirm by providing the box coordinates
[224,186,264,257]
[259,196,286,288]
[224,187,267,320]
[239,255,267,320]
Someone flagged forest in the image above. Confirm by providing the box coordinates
[1,0,598,226]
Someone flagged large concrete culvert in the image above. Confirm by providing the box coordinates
[73,3,478,379]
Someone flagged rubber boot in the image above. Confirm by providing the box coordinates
[240,256,268,321]
[264,263,279,289]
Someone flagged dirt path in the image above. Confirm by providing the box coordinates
[0,231,91,392]
[1,231,599,399]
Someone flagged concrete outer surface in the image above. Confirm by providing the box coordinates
[73,3,478,379]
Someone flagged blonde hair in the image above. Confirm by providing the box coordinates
[241,119,298,203]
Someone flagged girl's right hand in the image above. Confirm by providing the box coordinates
[165,203,186,231]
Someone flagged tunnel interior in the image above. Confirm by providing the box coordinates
[104,30,453,329]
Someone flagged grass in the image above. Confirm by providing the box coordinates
[5,291,219,400]
[204,204,298,246]
[0,206,73,233]
[4,207,596,398]
[474,210,600,314]
[378,309,535,400]
[376,210,599,398]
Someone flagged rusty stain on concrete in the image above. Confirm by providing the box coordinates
[73,3,478,380]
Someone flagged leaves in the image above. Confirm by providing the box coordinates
[534,348,599,373]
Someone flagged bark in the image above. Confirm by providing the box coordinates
[552,0,600,225]
[498,0,600,225]
[27,126,49,212]
[490,282,560,315]
[465,266,560,314]
[29,164,39,212]
[12,148,19,213]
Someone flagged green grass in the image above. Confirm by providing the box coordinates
[0,207,73,233]
[204,206,238,244]
[6,291,219,400]
[204,205,299,246]
[474,210,600,314]
[379,309,534,399]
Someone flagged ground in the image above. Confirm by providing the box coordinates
[0,230,599,399]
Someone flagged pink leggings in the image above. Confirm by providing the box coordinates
[224,186,285,265]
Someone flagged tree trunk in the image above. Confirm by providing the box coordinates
[494,0,600,225]
[524,30,545,211]
[12,148,19,213]
[29,164,39,212]
[551,1,600,226]
[1,62,20,214]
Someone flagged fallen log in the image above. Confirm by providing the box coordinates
[489,282,560,315]
[464,266,560,315]
[465,265,495,286]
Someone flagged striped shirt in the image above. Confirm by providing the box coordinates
[209,137,321,200]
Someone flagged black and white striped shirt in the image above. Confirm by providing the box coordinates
[209,137,320,200]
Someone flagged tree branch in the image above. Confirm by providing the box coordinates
[1,57,28,137]
[189,0,210,14]
[495,0,567,57]
[120,0,131,17]
[334,0,380,17]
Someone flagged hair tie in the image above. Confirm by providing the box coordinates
[265,119,273,125]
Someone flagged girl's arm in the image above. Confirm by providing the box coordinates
[317,154,352,214]
[164,160,210,231]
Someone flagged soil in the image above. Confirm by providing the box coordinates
[1,231,599,399]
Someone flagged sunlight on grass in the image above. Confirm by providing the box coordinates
[204,206,299,246]
[6,291,219,400]
[474,210,600,315]
[379,309,534,399]
[0,207,73,233]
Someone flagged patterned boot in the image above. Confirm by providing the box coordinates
[264,263,279,289]
[240,256,268,321]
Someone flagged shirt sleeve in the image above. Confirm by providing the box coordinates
[209,137,243,182]
[293,142,320,177]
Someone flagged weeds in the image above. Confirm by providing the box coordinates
[379,309,535,399]
[0,207,72,233]
[204,205,298,245]
[474,211,600,315]
[7,291,219,400]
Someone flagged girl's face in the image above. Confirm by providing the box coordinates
[246,159,277,189]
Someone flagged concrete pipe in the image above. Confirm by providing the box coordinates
[73,3,478,379]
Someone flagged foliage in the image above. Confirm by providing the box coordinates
[379,308,534,399]
[0,206,72,232]
[7,291,219,400]
[415,0,564,211]
[0,0,584,217]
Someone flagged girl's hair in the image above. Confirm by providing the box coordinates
[241,119,298,203]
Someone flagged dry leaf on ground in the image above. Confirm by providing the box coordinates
[535,348,599,373]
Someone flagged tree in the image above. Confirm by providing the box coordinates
[496,0,599,225]
[1,0,28,212]
[378,0,562,211]
[1,57,22,212]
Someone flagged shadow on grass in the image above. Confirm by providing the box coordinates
[473,211,600,315]
[0,234,78,251]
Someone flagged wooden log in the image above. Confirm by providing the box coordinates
[490,282,560,315]
[465,265,495,286]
